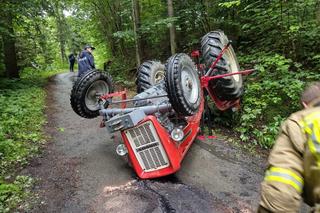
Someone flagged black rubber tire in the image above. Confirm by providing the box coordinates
[165,53,201,116]
[201,30,243,100]
[136,60,165,93]
[70,70,113,118]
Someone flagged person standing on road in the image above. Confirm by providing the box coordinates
[68,52,76,72]
[258,82,320,212]
[78,45,95,77]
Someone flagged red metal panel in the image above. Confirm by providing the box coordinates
[121,96,204,179]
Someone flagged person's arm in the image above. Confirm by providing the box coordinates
[259,117,305,212]
[83,52,94,69]
[87,54,95,69]
[81,52,92,70]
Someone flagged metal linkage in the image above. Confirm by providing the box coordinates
[109,94,168,105]
[100,103,172,117]
[205,41,231,76]
[201,69,256,88]
[99,90,127,108]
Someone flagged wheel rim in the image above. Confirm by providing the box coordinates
[85,80,109,111]
[181,64,199,105]
[154,70,165,84]
[218,32,240,83]
[224,48,240,82]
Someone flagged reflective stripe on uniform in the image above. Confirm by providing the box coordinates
[265,167,304,193]
[300,112,320,166]
[303,112,320,124]
[307,123,320,166]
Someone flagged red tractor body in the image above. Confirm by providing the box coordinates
[120,96,204,179]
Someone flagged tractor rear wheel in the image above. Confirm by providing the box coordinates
[165,53,201,116]
[136,60,165,93]
[70,70,113,118]
[201,30,243,100]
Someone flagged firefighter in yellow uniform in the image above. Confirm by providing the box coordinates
[258,82,320,212]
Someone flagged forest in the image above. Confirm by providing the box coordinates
[0,0,320,211]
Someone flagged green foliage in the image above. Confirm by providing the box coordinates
[219,1,241,8]
[113,30,135,42]
[0,68,63,211]
[237,53,320,148]
[107,56,136,86]
[0,176,33,213]
[0,80,45,174]
[238,0,320,64]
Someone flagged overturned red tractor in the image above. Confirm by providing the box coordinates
[70,31,254,179]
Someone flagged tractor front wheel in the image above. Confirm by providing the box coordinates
[136,60,165,93]
[70,70,113,118]
[165,53,201,116]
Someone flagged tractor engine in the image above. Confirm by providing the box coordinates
[101,82,177,135]
[133,83,176,133]
[98,84,174,174]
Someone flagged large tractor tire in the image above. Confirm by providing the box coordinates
[136,60,165,93]
[201,30,243,100]
[70,70,113,118]
[165,53,201,116]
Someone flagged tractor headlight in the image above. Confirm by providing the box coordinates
[171,128,184,142]
[116,144,128,156]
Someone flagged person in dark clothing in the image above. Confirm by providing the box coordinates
[78,45,95,77]
[103,60,112,71]
[68,53,76,72]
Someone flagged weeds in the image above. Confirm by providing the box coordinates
[0,68,64,211]
[236,53,320,148]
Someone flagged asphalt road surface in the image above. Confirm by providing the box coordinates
[22,72,267,213]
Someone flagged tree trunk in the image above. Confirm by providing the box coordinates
[132,0,142,67]
[57,17,67,62]
[167,0,177,54]
[92,1,117,57]
[202,0,211,32]
[53,1,67,62]
[317,3,320,24]
[2,13,19,78]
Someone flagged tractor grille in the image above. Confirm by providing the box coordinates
[125,121,169,172]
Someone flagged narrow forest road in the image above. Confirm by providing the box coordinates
[22,72,267,213]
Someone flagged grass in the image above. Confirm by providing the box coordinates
[0,68,65,212]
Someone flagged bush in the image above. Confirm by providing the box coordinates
[0,176,33,213]
[0,68,63,211]
[236,53,320,148]
[0,78,46,175]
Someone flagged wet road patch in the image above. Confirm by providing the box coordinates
[93,179,234,213]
